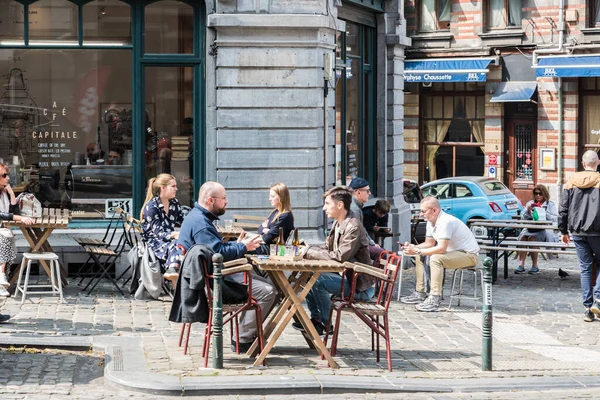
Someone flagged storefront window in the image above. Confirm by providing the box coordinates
[83,0,132,45]
[29,0,78,44]
[421,94,485,181]
[0,48,132,216]
[145,67,194,208]
[580,79,600,166]
[335,20,376,187]
[0,1,24,42]
[145,1,193,54]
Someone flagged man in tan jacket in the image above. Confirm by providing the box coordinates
[293,186,373,335]
[559,150,600,322]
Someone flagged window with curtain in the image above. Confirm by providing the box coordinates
[421,94,485,182]
[488,0,522,29]
[420,0,451,32]
[579,78,600,169]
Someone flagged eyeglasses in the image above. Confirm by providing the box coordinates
[211,195,227,200]
[533,191,542,195]
[420,207,433,214]
[1,173,8,178]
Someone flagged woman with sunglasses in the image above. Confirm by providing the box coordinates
[0,163,34,298]
[515,184,558,275]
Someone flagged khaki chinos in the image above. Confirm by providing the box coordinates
[416,251,479,296]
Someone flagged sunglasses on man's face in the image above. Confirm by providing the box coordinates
[1,173,8,178]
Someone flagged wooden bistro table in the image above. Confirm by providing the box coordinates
[246,255,345,368]
[5,208,71,286]
[469,219,557,281]
[215,225,245,241]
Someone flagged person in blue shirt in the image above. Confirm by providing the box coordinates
[140,174,184,284]
[178,181,275,353]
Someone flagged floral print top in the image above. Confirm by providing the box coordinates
[142,196,184,261]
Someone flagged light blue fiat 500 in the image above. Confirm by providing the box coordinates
[420,176,523,234]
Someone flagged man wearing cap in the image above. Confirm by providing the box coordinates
[348,177,370,223]
[348,177,386,265]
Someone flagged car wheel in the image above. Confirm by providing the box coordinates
[468,222,488,238]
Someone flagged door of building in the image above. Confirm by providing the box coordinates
[505,118,536,206]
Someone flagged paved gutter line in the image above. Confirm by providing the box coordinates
[2,334,599,395]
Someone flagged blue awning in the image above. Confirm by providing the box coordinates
[535,55,600,78]
[404,57,497,83]
[490,82,537,103]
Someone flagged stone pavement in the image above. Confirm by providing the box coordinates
[1,252,600,397]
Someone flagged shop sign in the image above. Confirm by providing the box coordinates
[105,198,132,218]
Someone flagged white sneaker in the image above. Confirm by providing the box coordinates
[0,286,10,297]
[400,291,427,304]
[415,295,441,312]
[0,272,8,287]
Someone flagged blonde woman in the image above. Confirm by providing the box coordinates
[256,183,294,253]
[140,174,184,283]
[0,163,34,299]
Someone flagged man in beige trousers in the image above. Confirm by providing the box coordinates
[400,196,480,312]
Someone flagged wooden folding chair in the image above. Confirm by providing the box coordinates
[76,208,126,283]
[324,253,403,372]
[80,210,131,295]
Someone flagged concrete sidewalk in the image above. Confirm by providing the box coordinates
[1,252,599,396]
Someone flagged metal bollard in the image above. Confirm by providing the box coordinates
[212,253,224,369]
[482,256,493,371]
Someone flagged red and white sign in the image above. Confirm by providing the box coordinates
[488,154,497,165]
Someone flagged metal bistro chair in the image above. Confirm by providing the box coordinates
[178,257,265,367]
[324,253,402,372]
[76,208,127,284]
[80,209,131,296]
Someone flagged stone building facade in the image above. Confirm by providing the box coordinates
[0,0,411,248]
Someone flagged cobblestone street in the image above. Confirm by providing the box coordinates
[1,252,599,397]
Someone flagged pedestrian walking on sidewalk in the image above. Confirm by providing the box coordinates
[558,150,600,322]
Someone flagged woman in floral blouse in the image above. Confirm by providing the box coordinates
[140,174,184,283]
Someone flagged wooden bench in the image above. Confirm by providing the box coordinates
[232,214,264,231]
[478,240,576,280]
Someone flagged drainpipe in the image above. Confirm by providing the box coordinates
[532,0,566,65]
[556,0,565,199]
[557,77,563,198]
[531,0,565,199]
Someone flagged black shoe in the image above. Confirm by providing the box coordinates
[230,340,253,353]
[292,318,333,336]
[584,309,595,322]
[0,314,10,323]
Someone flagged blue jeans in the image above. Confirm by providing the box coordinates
[572,235,600,308]
[306,272,375,324]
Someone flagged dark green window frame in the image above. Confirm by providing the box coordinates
[338,21,377,191]
[1,0,205,226]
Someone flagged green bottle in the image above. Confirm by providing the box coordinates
[532,207,539,221]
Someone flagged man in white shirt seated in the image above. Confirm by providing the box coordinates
[400,196,480,312]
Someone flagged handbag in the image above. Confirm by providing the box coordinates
[16,192,42,217]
